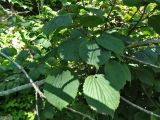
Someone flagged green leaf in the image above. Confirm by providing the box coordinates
[104,60,131,90]
[29,68,41,80]
[134,112,150,120]
[138,69,154,86]
[43,14,72,36]
[96,34,125,55]
[16,50,29,61]
[42,102,56,119]
[155,0,160,3]
[148,15,160,35]
[83,74,120,116]
[70,29,84,39]
[86,8,104,15]
[44,69,79,110]
[58,38,84,61]
[154,81,160,92]
[123,0,145,6]
[79,15,105,27]
[1,47,17,57]
[79,40,111,68]
[135,48,158,64]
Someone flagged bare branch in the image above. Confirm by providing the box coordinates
[121,96,160,118]
[123,55,160,69]
[1,80,160,119]
[127,37,160,48]
[0,80,45,96]
[0,51,45,98]
[35,92,40,120]
[66,107,95,120]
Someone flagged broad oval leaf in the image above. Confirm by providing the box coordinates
[104,60,131,90]
[43,14,72,36]
[16,50,29,61]
[79,40,111,68]
[96,34,125,55]
[123,0,146,6]
[148,15,160,35]
[138,69,154,86]
[1,47,17,57]
[44,69,79,110]
[79,15,105,27]
[135,48,158,64]
[83,74,120,116]
[58,38,84,61]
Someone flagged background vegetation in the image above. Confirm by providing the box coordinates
[1,0,160,120]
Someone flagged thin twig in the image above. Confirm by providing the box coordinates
[82,0,85,7]
[35,92,40,120]
[123,55,160,69]
[0,51,46,98]
[121,96,160,118]
[128,5,147,36]
[128,7,140,22]
[141,85,160,109]
[104,0,116,30]
[106,0,116,21]
[127,37,160,48]
[66,107,95,120]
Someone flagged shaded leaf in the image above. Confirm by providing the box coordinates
[16,50,29,61]
[1,47,17,57]
[43,14,72,36]
[138,69,154,86]
[58,38,84,61]
[96,34,125,55]
[135,48,158,64]
[148,15,160,35]
[104,60,131,90]
[79,15,105,27]
[123,0,146,6]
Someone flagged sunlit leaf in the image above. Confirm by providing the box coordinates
[83,74,120,116]
[44,69,79,110]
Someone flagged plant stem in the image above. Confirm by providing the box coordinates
[35,92,40,120]
[141,85,160,109]
[104,0,116,30]
[127,37,160,48]
[123,55,160,69]
[82,0,85,7]
[121,96,160,118]
[127,5,147,36]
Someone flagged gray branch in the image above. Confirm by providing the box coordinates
[127,37,160,48]
[121,96,160,118]
[0,51,45,98]
[123,55,160,69]
[0,80,45,96]
[1,48,160,118]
